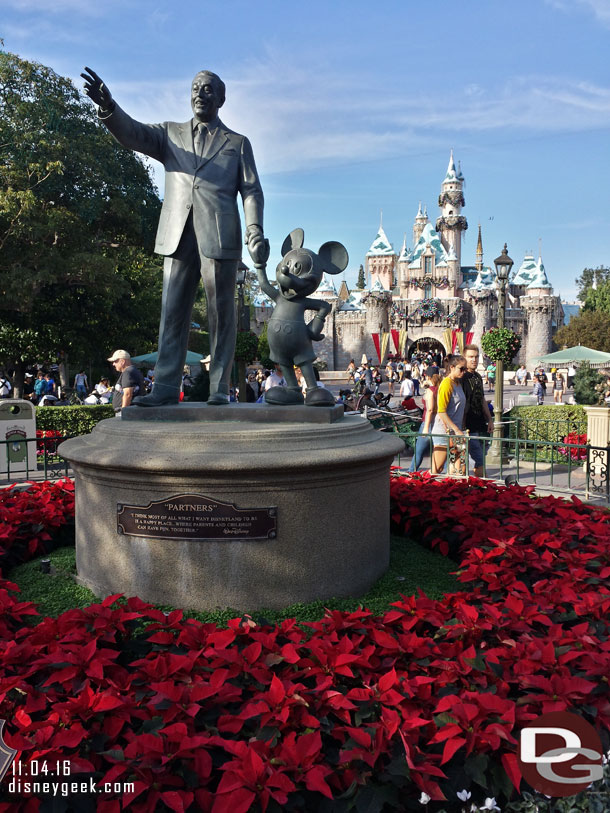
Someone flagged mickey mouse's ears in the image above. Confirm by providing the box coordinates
[281,228,304,256]
[318,241,349,275]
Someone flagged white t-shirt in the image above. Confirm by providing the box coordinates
[400,378,415,398]
[265,371,286,390]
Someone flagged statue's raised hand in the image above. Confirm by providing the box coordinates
[81,67,113,110]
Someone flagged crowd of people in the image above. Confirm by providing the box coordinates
[341,347,580,476]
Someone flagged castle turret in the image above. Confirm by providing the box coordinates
[436,151,468,282]
[475,224,483,272]
[413,202,428,246]
[365,222,397,291]
[521,254,555,368]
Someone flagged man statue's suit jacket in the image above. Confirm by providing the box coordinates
[100,104,264,260]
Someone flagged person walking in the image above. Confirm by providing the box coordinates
[73,369,89,399]
[411,361,421,396]
[485,361,496,392]
[385,361,395,397]
[430,355,467,475]
[399,371,415,400]
[533,375,545,405]
[408,368,439,472]
[553,372,566,403]
[462,344,494,478]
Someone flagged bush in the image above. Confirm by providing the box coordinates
[35,405,114,436]
[573,362,605,405]
[506,404,587,442]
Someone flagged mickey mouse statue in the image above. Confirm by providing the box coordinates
[255,228,348,406]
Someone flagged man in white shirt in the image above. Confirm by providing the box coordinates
[265,365,287,390]
[400,373,415,399]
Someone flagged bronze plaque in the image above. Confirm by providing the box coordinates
[117,494,276,541]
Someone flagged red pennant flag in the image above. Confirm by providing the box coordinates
[371,333,381,362]
[391,329,400,353]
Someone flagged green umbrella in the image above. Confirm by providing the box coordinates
[534,345,610,365]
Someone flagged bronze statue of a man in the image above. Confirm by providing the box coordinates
[82,67,267,406]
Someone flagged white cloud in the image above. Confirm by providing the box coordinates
[98,59,610,184]
[545,0,610,26]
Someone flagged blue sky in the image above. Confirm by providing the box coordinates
[3,0,610,299]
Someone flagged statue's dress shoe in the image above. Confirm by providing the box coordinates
[305,386,336,407]
[207,392,230,405]
[132,389,179,407]
[264,386,304,405]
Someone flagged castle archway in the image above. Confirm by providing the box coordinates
[408,337,446,360]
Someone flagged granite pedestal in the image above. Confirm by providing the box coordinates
[59,404,404,611]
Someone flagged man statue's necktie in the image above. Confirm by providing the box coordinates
[194,123,208,157]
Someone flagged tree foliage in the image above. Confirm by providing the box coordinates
[0,49,163,385]
[356,264,365,290]
[582,279,610,315]
[573,362,605,406]
[554,310,610,354]
[575,266,610,303]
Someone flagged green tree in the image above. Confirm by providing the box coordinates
[257,322,273,368]
[582,279,610,314]
[576,266,610,303]
[0,49,163,394]
[573,362,605,406]
[554,310,610,354]
[356,264,365,289]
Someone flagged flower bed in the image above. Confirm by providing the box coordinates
[0,475,609,811]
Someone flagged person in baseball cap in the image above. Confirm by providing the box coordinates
[107,350,144,413]
[107,349,131,362]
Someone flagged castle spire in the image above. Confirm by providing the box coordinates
[475,223,483,272]
[445,149,457,181]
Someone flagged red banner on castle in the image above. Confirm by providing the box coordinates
[466,332,474,345]
[371,333,381,362]
[391,329,400,353]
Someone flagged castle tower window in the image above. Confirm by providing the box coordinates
[424,256,432,275]
[424,282,432,298]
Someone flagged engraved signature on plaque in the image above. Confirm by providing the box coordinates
[117,494,276,541]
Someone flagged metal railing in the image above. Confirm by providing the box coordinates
[1,435,71,483]
[366,407,608,504]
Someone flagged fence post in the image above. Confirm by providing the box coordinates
[584,406,610,498]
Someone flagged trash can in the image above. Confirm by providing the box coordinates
[0,400,37,476]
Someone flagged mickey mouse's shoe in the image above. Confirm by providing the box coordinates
[305,386,336,407]
[264,386,304,405]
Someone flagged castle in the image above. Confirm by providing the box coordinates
[253,152,563,370]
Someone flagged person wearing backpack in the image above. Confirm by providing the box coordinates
[0,373,12,399]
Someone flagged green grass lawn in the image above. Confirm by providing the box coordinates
[10,535,460,625]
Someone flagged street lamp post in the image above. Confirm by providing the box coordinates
[236,263,250,403]
[488,244,514,463]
